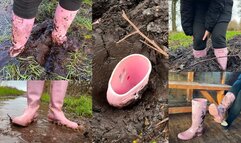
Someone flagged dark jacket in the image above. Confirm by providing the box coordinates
[181,0,233,36]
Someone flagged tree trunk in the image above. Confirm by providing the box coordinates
[171,0,178,32]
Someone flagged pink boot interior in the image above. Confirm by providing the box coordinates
[110,54,151,95]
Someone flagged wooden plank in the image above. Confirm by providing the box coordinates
[169,81,231,91]
[200,90,217,105]
[169,106,192,114]
[186,72,194,102]
[217,72,226,104]
[217,90,225,105]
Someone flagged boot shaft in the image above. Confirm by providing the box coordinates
[27,80,45,107]
[50,80,68,109]
[191,98,207,127]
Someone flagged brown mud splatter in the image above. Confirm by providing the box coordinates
[92,0,168,142]
[169,36,241,72]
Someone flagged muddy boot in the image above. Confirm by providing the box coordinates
[11,81,45,126]
[178,98,207,140]
[214,48,228,70]
[48,80,82,130]
[52,4,78,45]
[9,13,35,57]
[209,92,235,123]
[107,54,152,108]
[193,48,207,58]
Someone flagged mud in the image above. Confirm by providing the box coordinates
[169,36,241,72]
[0,2,92,81]
[0,96,91,143]
[92,0,168,142]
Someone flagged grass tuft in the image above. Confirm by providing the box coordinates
[41,93,92,117]
[0,56,45,80]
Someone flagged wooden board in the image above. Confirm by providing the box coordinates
[169,106,192,114]
[169,113,241,143]
[169,81,231,91]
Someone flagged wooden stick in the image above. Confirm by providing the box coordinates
[116,31,138,44]
[179,55,239,72]
[139,39,163,54]
[117,10,169,58]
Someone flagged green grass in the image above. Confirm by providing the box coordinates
[73,16,92,31]
[169,32,193,49]
[169,31,241,49]
[41,93,92,117]
[0,86,25,96]
[0,56,45,80]
[226,31,241,41]
[83,0,92,6]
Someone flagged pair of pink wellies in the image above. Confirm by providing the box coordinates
[178,92,235,140]
[11,55,152,129]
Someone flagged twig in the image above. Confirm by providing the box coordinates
[117,31,138,44]
[117,10,169,58]
[140,40,164,54]
[180,55,239,72]
[155,117,169,128]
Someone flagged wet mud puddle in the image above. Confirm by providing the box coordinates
[0,96,90,143]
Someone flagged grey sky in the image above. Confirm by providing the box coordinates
[0,81,27,91]
[169,0,240,31]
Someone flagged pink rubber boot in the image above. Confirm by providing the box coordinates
[193,48,207,58]
[11,81,45,126]
[209,92,235,123]
[107,54,152,108]
[9,13,35,57]
[52,4,78,45]
[48,80,82,130]
[214,48,228,70]
[178,98,207,140]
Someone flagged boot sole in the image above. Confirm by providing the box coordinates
[48,118,84,131]
[209,104,222,123]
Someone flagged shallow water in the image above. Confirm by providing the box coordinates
[0,96,90,143]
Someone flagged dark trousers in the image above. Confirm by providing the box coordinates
[226,75,241,127]
[13,0,81,19]
[193,22,228,51]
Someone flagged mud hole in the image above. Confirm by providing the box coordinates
[92,0,168,142]
[169,36,241,72]
[0,2,92,81]
[21,19,92,79]
[0,96,91,143]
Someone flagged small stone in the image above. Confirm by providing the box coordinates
[30,130,34,133]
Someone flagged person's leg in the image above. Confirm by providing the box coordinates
[192,21,207,58]
[11,81,45,126]
[51,0,81,45]
[211,22,229,70]
[10,0,42,57]
[209,75,241,123]
[223,90,241,128]
[48,80,83,129]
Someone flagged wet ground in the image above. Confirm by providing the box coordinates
[0,1,92,80]
[0,96,91,143]
[169,36,241,72]
[92,0,169,142]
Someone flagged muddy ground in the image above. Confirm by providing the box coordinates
[0,2,92,80]
[169,36,241,72]
[92,0,168,142]
[0,96,91,143]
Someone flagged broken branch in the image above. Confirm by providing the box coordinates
[117,10,169,58]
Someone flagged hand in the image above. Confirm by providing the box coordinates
[202,30,210,41]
